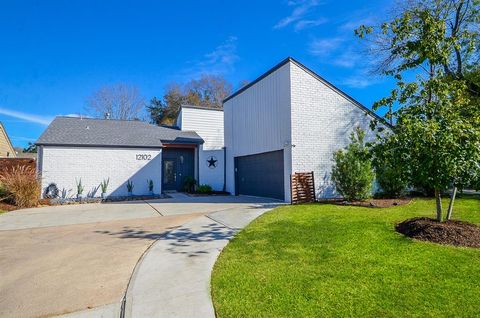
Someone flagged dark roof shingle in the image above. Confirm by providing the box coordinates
[36,117,203,148]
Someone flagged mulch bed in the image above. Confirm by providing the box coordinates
[0,201,17,211]
[319,198,411,208]
[396,217,480,248]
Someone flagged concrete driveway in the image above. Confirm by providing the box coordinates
[0,195,279,318]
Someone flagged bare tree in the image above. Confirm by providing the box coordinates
[147,74,233,125]
[184,74,233,108]
[86,83,145,120]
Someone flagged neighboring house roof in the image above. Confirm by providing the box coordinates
[36,117,203,148]
[223,57,392,128]
[13,147,37,159]
[181,104,224,112]
[0,122,16,158]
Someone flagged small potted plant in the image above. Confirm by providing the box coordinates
[76,178,84,200]
[100,178,109,199]
[126,180,134,197]
[147,179,154,196]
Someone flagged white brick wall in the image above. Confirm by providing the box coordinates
[289,62,379,198]
[39,146,162,198]
[199,147,225,191]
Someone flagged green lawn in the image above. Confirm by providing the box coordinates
[212,196,480,317]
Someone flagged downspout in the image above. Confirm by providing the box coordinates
[196,145,200,187]
[222,146,226,192]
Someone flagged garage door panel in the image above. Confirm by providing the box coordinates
[235,150,284,200]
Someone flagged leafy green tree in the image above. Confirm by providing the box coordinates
[331,128,375,201]
[356,0,480,221]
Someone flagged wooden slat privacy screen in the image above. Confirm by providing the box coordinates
[290,171,316,204]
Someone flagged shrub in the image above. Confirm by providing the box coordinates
[371,137,409,198]
[331,128,374,201]
[197,184,213,193]
[0,182,8,199]
[0,166,40,208]
[183,176,197,193]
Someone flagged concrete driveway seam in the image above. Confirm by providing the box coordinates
[143,200,164,216]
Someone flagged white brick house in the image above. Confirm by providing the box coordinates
[36,57,386,202]
[224,57,386,202]
[36,117,208,197]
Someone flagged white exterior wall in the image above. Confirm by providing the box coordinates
[224,63,293,202]
[289,62,378,198]
[39,146,162,198]
[179,107,225,190]
[198,147,225,190]
[179,107,224,150]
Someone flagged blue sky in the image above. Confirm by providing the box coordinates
[0,0,394,148]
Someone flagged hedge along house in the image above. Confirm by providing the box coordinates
[224,57,386,202]
[36,116,206,198]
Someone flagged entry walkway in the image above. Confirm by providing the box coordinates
[124,198,280,318]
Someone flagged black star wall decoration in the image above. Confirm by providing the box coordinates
[207,156,218,168]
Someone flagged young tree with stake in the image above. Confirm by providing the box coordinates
[356,0,480,221]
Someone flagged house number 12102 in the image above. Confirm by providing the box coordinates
[136,154,152,160]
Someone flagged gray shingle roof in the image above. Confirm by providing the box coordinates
[36,117,203,148]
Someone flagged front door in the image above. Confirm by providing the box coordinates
[162,148,195,191]
[162,159,177,191]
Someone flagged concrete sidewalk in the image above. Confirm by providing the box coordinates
[124,201,278,318]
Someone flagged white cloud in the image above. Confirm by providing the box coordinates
[342,77,372,88]
[61,113,87,118]
[294,17,328,31]
[182,36,239,77]
[331,48,362,68]
[342,69,381,88]
[309,37,345,57]
[0,107,53,126]
[274,0,324,30]
[200,36,238,69]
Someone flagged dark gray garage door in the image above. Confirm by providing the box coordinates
[234,150,284,200]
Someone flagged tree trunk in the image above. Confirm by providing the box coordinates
[435,188,443,222]
[446,186,457,221]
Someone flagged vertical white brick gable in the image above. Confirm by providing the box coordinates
[289,62,378,198]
